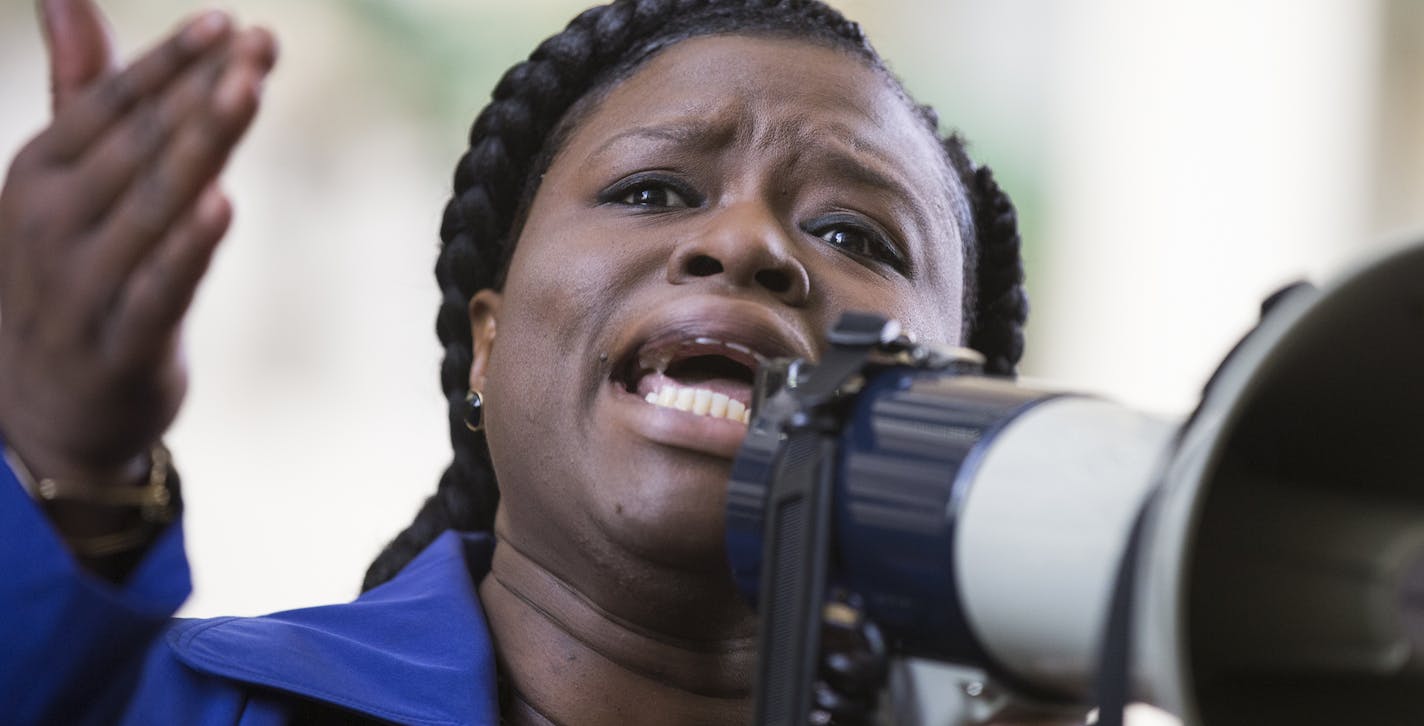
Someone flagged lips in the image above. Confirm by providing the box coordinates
[613,307,811,408]
[606,299,814,455]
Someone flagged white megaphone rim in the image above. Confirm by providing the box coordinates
[1133,238,1424,723]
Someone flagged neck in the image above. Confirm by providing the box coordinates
[479,534,757,726]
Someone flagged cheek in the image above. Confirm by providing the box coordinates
[481,322,563,480]
[476,206,652,494]
[494,226,619,367]
[902,249,967,345]
[815,272,964,347]
[912,278,966,346]
[503,201,662,326]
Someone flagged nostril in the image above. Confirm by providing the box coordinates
[755,268,792,294]
[686,254,723,277]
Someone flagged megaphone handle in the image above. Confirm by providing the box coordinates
[1094,486,1161,726]
[753,429,837,726]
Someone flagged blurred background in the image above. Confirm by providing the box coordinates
[1,0,1420,651]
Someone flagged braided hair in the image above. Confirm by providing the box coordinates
[361,0,1028,591]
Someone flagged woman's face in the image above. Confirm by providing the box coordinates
[472,35,966,585]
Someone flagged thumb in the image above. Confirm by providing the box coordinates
[38,0,116,114]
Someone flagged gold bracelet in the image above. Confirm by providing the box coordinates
[64,527,165,559]
[5,444,178,557]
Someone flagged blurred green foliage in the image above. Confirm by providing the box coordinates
[340,1,585,143]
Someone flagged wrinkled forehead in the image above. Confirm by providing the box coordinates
[572,34,951,181]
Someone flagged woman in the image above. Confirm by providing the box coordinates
[0,0,1027,723]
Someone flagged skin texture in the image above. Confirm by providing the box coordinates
[0,0,275,566]
[471,35,966,725]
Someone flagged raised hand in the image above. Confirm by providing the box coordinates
[0,1,276,505]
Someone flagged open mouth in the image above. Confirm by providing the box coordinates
[617,336,764,425]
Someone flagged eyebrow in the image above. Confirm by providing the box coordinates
[590,118,914,196]
[806,138,908,198]
[588,120,732,162]
[792,122,935,234]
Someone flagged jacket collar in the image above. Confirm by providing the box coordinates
[166,531,498,726]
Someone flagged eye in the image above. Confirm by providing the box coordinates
[804,214,906,272]
[621,184,690,208]
[599,174,700,210]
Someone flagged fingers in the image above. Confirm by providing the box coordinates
[110,185,231,358]
[66,49,228,227]
[39,0,116,113]
[39,10,233,163]
[84,28,274,297]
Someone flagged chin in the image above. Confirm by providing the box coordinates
[594,457,736,574]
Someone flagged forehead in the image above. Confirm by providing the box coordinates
[571,34,950,181]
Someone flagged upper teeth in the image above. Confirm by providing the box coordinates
[644,383,750,424]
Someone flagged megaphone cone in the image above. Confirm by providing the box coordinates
[954,240,1424,725]
[1138,239,1424,725]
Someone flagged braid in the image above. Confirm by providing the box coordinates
[967,165,1028,375]
[363,0,1028,591]
[942,134,1029,376]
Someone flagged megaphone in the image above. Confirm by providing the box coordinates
[725,239,1424,725]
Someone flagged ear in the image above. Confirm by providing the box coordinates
[468,289,502,392]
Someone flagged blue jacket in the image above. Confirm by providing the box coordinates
[0,448,500,725]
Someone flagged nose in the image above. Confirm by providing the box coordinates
[667,201,810,306]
